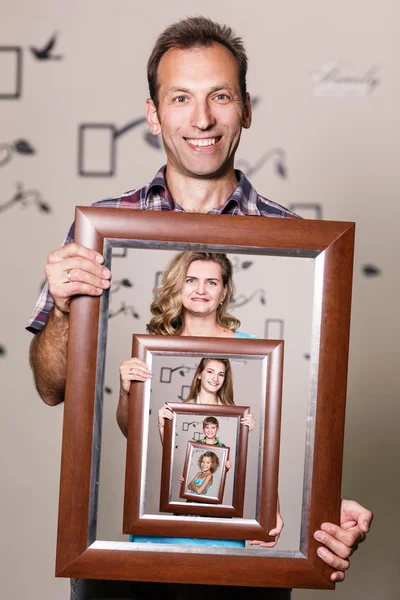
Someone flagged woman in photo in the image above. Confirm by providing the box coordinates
[118,250,282,547]
[118,251,255,438]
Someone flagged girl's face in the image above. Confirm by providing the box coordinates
[198,360,226,394]
[181,260,227,318]
[200,456,213,472]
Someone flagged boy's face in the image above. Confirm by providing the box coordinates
[203,422,219,440]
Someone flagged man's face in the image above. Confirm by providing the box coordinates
[146,43,252,180]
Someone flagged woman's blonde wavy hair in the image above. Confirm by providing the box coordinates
[184,358,234,406]
[147,252,240,336]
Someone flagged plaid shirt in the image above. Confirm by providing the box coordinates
[26,166,298,333]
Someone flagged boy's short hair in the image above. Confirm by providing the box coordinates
[203,416,219,429]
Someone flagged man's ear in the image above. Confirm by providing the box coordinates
[146,98,161,135]
[242,92,252,129]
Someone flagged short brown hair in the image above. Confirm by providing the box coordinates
[203,416,220,429]
[147,16,248,108]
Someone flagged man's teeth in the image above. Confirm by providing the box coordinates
[187,138,217,147]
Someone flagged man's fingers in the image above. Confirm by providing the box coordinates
[47,243,105,265]
[314,525,360,561]
[320,522,365,550]
[316,546,350,572]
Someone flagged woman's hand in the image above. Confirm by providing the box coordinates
[158,403,174,428]
[225,459,232,470]
[117,357,152,438]
[241,413,255,432]
[119,357,152,397]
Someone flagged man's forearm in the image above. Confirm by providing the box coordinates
[29,307,69,406]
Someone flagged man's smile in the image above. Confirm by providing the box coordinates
[184,137,222,148]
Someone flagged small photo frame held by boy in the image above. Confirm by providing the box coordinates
[160,404,248,515]
[180,441,230,505]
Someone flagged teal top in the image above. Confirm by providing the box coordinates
[189,475,212,495]
[234,330,256,338]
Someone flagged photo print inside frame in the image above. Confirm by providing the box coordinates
[123,335,283,540]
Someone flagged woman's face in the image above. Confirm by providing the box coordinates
[181,260,227,318]
[198,360,226,394]
[200,456,213,472]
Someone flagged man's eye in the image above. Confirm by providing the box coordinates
[174,96,187,103]
[215,93,229,101]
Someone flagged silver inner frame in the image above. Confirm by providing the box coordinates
[89,238,321,558]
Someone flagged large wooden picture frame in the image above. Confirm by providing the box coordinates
[57,208,354,589]
[123,335,280,540]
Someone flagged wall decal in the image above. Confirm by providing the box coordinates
[78,118,159,177]
[178,384,191,402]
[30,32,63,61]
[0,46,23,99]
[0,182,51,214]
[231,288,267,309]
[236,147,287,178]
[311,62,380,97]
[111,248,128,259]
[160,365,196,384]
[288,203,322,220]
[108,278,139,318]
[362,264,382,277]
[0,138,36,168]
[264,318,284,339]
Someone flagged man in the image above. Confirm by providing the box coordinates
[27,16,372,600]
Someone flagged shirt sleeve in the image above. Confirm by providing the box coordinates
[25,222,75,334]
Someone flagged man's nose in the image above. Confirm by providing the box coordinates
[190,100,216,130]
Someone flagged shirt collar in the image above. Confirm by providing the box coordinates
[145,165,260,215]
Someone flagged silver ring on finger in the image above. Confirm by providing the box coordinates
[65,270,72,283]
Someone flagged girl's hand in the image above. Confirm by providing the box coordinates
[225,459,232,470]
[241,413,255,432]
[158,403,174,428]
[250,499,284,548]
[119,357,152,396]
[180,475,185,484]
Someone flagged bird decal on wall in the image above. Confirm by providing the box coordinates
[30,32,63,61]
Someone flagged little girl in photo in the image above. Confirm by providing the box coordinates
[187,451,219,496]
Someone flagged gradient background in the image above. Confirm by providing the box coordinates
[1,1,398,599]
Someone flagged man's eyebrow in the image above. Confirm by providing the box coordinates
[166,84,238,95]
[166,86,192,95]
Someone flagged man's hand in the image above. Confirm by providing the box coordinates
[314,499,373,582]
[45,243,111,314]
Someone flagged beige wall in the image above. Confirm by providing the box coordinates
[1,1,399,598]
